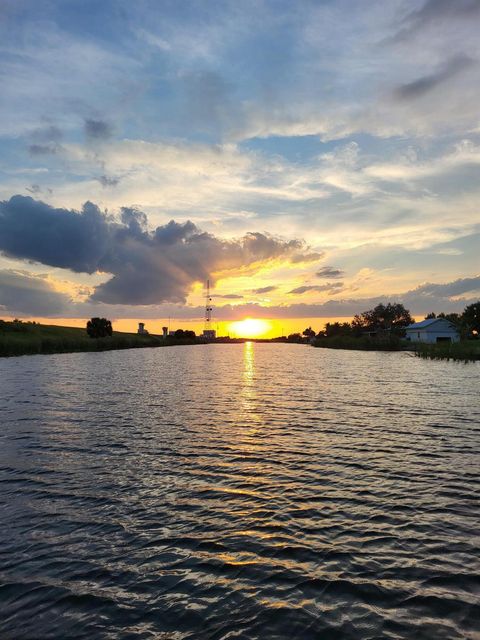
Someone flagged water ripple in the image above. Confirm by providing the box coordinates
[1,344,479,639]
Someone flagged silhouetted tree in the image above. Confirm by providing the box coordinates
[324,321,352,337]
[425,312,436,319]
[352,303,413,336]
[461,302,480,336]
[86,317,112,338]
[287,333,302,342]
[303,326,316,339]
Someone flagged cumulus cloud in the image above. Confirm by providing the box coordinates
[316,267,344,279]
[0,270,70,316]
[0,195,311,306]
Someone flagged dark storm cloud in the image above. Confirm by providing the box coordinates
[0,270,70,315]
[316,266,344,279]
[95,175,120,187]
[252,285,277,294]
[0,196,112,273]
[85,118,113,140]
[0,195,308,306]
[394,55,474,101]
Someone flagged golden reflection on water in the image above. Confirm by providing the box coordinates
[241,341,258,421]
[243,341,255,385]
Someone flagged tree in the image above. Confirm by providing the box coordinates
[302,326,316,339]
[425,312,436,319]
[352,303,413,336]
[287,333,302,342]
[324,321,352,338]
[461,302,480,336]
[86,317,112,338]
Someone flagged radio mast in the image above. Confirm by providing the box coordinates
[204,279,213,332]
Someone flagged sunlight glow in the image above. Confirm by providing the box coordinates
[228,318,272,338]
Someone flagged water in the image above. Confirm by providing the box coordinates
[1,343,479,639]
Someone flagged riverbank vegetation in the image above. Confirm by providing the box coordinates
[414,341,480,362]
[311,302,480,361]
[0,320,166,357]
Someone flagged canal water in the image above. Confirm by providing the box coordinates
[1,344,479,639]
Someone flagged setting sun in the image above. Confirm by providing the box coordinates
[228,318,272,338]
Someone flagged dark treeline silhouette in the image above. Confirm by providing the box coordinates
[312,301,480,341]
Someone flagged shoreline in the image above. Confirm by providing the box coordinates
[2,321,478,361]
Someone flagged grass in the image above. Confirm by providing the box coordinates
[414,341,480,362]
[312,335,406,351]
[0,320,167,357]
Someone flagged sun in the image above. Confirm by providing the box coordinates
[228,318,272,338]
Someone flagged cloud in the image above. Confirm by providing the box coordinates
[252,285,277,294]
[0,195,311,306]
[288,283,344,295]
[28,144,59,156]
[407,276,480,298]
[215,294,244,299]
[25,184,42,194]
[316,266,344,279]
[395,0,480,41]
[27,124,63,156]
[290,251,324,264]
[0,269,70,315]
[95,175,120,187]
[394,55,474,101]
[85,119,113,141]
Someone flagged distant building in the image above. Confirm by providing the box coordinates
[138,322,149,335]
[405,318,459,343]
[202,329,216,340]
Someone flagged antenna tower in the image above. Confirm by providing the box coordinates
[204,279,213,331]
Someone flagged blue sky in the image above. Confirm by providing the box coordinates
[0,0,479,326]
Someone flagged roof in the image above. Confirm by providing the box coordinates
[406,318,458,331]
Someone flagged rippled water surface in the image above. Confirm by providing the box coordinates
[1,344,479,639]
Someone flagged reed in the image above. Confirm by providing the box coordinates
[414,341,480,362]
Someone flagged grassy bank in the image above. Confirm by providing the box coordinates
[414,341,480,362]
[312,334,479,362]
[312,335,407,351]
[0,321,168,357]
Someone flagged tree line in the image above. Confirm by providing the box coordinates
[291,301,480,342]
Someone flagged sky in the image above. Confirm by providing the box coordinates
[0,0,479,336]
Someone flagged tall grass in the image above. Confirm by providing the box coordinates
[414,341,480,362]
[0,321,166,357]
[312,335,405,351]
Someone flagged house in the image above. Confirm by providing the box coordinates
[405,318,459,343]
